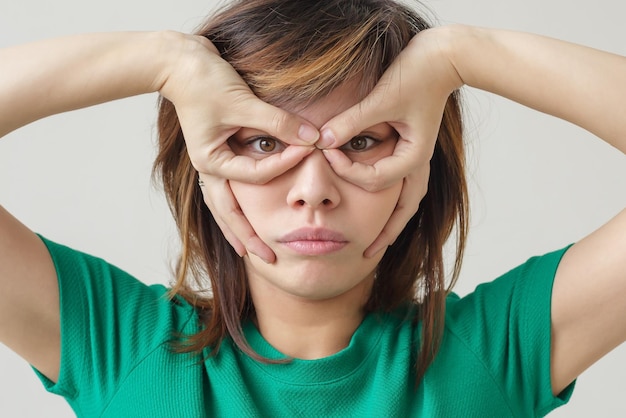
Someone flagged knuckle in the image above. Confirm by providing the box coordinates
[250,175,269,185]
[341,111,362,136]
[270,111,289,137]
[364,175,386,192]
[248,168,272,185]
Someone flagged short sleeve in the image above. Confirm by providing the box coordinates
[446,246,575,416]
[32,236,189,416]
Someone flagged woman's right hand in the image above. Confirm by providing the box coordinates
[0,31,319,263]
[157,33,319,262]
[159,34,319,181]
[0,30,317,381]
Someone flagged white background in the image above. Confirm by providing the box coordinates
[1,0,625,416]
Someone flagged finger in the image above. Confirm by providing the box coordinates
[364,165,430,258]
[198,173,276,263]
[322,144,416,192]
[318,81,395,148]
[205,144,314,184]
[198,174,246,256]
[213,215,247,258]
[321,149,386,191]
[205,176,276,263]
[227,97,320,145]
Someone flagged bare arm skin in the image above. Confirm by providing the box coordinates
[0,206,60,380]
[0,32,176,382]
[446,26,626,395]
[323,25,626,395]
[0,31,317,382]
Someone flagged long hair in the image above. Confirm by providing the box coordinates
[154,0,469,385]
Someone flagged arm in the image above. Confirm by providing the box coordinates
[0,206,60,380]
[322,25,626,394]
[0,31,316,380]
[0,31,176,382]
[0,32,170,138]
[448,26,626,155]
[446,26,626,394]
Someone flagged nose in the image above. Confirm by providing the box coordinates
[286,149,341,210]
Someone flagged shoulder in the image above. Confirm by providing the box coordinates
[437,246,574,415]
[446,246,571,326]
[35,236,198,407]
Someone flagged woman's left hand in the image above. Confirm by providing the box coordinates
[318,28,463,257]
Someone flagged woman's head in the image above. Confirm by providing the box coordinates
[229,81,401,306]
[154,0,468,383]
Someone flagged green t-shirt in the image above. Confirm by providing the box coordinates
[34,237,574,417]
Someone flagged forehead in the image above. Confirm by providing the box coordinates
[233,81,395,140]
[290,82,363,128]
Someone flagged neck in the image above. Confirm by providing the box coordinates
[249,275,373,360]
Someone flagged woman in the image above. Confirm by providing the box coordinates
[1,0,625,416]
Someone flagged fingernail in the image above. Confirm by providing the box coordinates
[316,128,336,149]
[321,149,337,164]
[298,124,319,144]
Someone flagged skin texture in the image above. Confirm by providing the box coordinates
[228,85,402,359]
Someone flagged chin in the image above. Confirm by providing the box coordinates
[279,278,371,302]
[247,255,377,302]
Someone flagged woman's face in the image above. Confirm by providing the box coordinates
[228,84,402,303]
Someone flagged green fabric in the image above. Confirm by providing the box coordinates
[34,237,574,417]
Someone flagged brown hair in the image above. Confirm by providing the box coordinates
[154,0,468,385]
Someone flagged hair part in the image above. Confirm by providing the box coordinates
[154,0,468,386]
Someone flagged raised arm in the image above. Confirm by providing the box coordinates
[322,25,626,394]
[446,26,626,395]
[0,31,318,381]
[0,31,179,382]
[449,26,626,153]
[0,32,169,138]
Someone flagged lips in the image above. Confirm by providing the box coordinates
[278,228,348,255]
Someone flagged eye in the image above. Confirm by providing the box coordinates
[247,136,286,154]
[340,136,380,153]
[255,137,278,152]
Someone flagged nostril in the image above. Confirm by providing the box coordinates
[297,200,305,206]
[322,199,331,205]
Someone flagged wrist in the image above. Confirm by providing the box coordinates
[154,31,223,104]
[147,30,193,94]
[409,25,466,94]
[439,24,501,91]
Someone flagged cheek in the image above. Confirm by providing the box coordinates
[344,182,403,241]
[230,181,266,218]
[231,178,403,248]
[229,180,283,234]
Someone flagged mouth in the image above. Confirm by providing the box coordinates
[277,227,348,256]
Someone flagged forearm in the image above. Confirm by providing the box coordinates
[0,31,187,138]
[437,25,626,393]
[442,25,626,154]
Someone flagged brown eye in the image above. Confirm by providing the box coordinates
[244,136,286,157]
[258,138,277,152]
[340,136,378,152]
